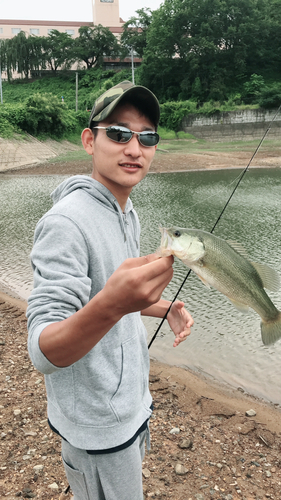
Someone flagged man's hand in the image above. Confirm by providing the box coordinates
[103,254,174,318]
[167,300,194,347]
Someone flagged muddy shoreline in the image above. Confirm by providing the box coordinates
[1,145,281,177]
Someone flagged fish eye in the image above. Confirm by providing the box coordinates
[174,230,181,237]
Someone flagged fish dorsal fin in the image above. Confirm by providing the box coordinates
[251,262,280,292]
[226,240,249,258]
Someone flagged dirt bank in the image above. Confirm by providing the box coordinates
[1,146,281,177]
[1,294,281,500]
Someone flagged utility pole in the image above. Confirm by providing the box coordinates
[76,72,78,112]
[0,60,3,104]
[131,47,135,85]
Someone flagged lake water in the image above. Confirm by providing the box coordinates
[1,168,281,404]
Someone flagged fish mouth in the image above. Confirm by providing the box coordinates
[159,226,189,260]
[159,227,176,257]
[158,226,173,257]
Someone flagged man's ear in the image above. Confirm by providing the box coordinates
[81,128,94,155]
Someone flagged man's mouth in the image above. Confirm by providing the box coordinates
[120,163,142,169]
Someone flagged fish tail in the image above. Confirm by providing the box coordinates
[261,312,281,346]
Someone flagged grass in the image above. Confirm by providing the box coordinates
[46,136,281,164]
[46,149,90,163]
[157,137,281,155]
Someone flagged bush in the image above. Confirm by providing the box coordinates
[0,117,16,138]
[22,93,78,137]
[259,84,281,109]
[0,103,27,137]
[159,101,197,131]
[242,74,265,104]
[157,127,177,139]
[75,110,90,129]
[176,131,195,139]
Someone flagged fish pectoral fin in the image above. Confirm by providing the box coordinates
[251,262,280,292]
[197,274,211,289]
[228,298,250,314]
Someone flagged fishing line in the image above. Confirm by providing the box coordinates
[148,105,281,349]
[169,168,247,222]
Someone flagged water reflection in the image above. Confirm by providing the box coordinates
[0,169,281,403]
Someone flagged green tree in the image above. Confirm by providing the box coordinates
[121,8,152,58]
[43,30,75,74]
[74,25,120,69]
[139,0,273,102]
[0,32,46,81]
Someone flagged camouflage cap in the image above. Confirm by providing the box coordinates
[88,80,160,128]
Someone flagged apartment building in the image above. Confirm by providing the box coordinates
[0,0,124,40]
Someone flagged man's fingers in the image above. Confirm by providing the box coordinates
[122,253,173,271]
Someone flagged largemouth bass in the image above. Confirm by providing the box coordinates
[159,227,281,346]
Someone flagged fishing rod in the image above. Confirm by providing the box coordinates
[148,104,281,349]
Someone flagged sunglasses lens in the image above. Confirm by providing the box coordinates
[106,126,132,143]
[105,126,159,147]
[139,132,159,147]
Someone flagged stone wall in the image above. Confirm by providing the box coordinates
[182,108,281,141]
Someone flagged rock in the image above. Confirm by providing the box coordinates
[175,463,189,475]
[169,427,180,435]
[22,488,36,498]
[200,398,235,417]
[238,420,256,435]
[25,431,37,437]
[142,468,151,479]
[150,381,169,392]
[194,494,205,500]
[258,430,275,446]
[33,464,44,472]
[265,470,272,477]
[245,409,256,417]
[49,482,59,490]
[13,409,21,416]
[178,438,193,449]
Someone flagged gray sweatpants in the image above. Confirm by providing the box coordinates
[61,429,148,500]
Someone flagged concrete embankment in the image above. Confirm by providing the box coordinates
[0,135,81,172]
[182,107,281,141]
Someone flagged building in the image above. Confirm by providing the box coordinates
[0,0,124,40]
[0,0,139,79]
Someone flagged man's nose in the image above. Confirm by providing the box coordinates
[123,134,142,156]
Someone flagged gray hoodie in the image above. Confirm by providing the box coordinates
[27,175,152,450]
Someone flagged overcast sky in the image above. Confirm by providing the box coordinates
[0,0,163,23]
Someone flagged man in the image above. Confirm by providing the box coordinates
[27,81,193,500]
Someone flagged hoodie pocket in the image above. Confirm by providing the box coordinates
[109,333,148,422]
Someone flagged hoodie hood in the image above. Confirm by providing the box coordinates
[51,175,134,215]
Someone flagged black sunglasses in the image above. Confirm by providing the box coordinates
[92,125,159,147]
